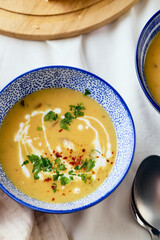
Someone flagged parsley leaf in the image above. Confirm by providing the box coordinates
[52,169,64,181]
[55,158,61,164]
[27,154,39,163]
[53,174,59,181]
[79,173,88,183]
[86,159,95,172]
[52,169,59,181]
[80,159,95,172]
[21,160,29,166]
[60,176,71,185]
[26,154,53,180]
[84,89,91,96]
[68,170,76,175]
[41,157,53,172]
[37,127,43,131]
[74,165,80,170]
[60,112,73,130]
[58,163,66,171]
[89,149,101,159]
[44,111,58,122]
[69,103,85,118]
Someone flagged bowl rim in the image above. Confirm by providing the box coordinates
[135,10,160,113]
[0,65,136,213]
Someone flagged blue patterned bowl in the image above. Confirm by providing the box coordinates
[0,66,135,213]
[136,10,160,112]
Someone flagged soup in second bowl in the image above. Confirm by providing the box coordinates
[0,88,117,203]
[144,31,160,105]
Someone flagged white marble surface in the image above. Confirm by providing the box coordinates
[0,0,160,239]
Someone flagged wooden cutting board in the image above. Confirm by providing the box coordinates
[0,0,139,40]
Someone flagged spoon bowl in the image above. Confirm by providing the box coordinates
[131,155,160,239]
[131,182,160,240]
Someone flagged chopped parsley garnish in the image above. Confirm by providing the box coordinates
[69,103,85,118]
[52,169,64,181]
[21,160,29,166]
[60,176,71,185]
[68,170,76,175]
[55,158,61,164]
[79,173,88,183]
[58,163,66,171]
[79,174,93,183]
[60,103,85,130]
[60,112,73,130]
[27,154,53,180]
[44,111,58,122]
[80,159,95,172]
[89,149,101,158]
[37,127,43,131]
[84,89,91,96]
[52,170,59,181]
[74,165,80,170]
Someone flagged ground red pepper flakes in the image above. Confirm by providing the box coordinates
[52,198,55,201]
[50,154,52,156]
[62,193,65,196]
[44,177,52,182]
[63,156,68,159]
[96,156,99,158]
[82,149,85,152]
[72,157,76,161]
[107,159,109,162]
[59,129,63,132]
[111,162,113,165]
[51,184,56,190]
[53,150,55,153]
[98,178,100,181]
[55,152,62,158]
[112,151,114,154]
[45,152,47,155]
[70,162,76,165]
[76,158,82,165]
[35,103,42,109]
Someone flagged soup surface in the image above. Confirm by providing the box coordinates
[145,31,160,105]
[0,88,117,203]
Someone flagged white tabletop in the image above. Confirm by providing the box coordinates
[0,1,160,239]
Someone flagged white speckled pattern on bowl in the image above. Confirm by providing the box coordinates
[0,66,135,213]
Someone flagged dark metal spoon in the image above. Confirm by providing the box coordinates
[131,155,160,239]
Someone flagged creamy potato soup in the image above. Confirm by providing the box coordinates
[0,88,117,203]
[145,32,160,105]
